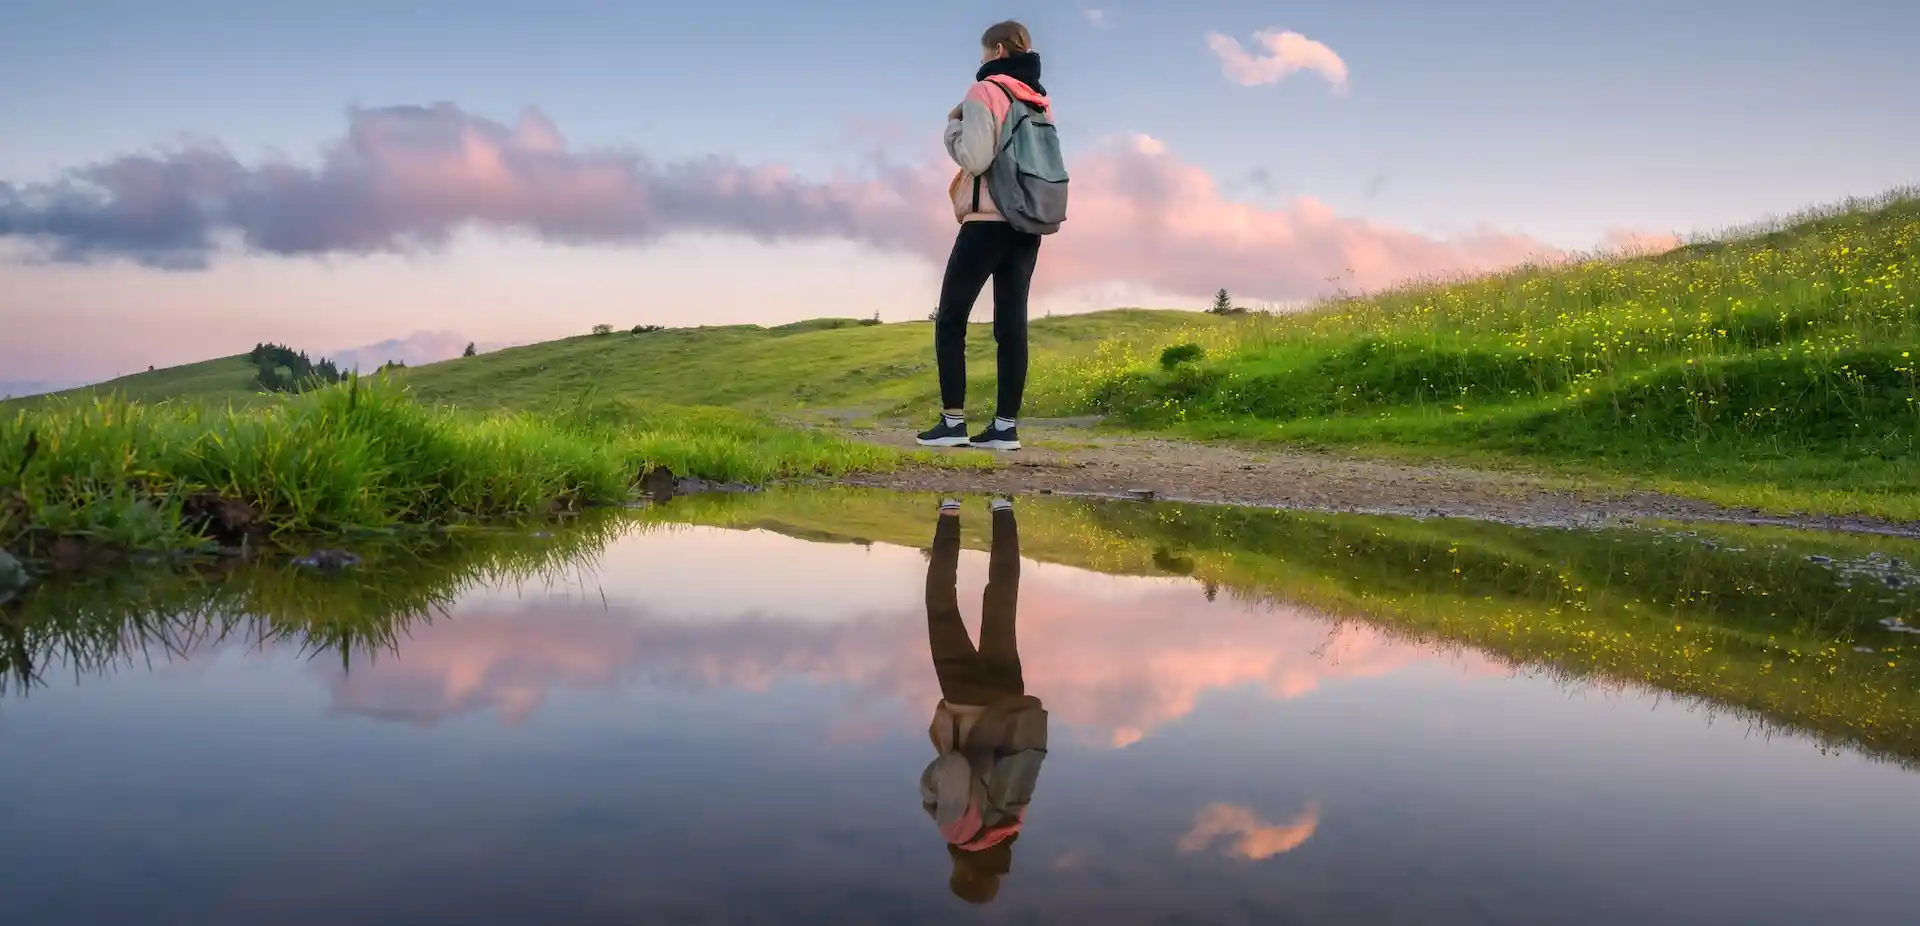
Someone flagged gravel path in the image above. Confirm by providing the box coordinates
[829,422,1920,538]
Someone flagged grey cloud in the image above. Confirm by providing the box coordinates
[0,103,947,270]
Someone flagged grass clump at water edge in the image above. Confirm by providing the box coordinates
[0,377,963,555]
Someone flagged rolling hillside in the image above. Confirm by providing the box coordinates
[10,310,1225,417]
[12,356,262,407]
[395,310,1222,417]
[11,190,1917,520]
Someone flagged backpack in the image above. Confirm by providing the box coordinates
[984,82,1069,235]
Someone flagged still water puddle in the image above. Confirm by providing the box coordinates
[2,490,1917,925]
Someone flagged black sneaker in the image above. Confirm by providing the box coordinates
[970,423,1020,451]
[916,418,971,447]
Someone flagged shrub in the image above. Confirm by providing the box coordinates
[1160,343,1206,370]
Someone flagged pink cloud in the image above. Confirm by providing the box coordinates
[1206,29,1350,94]
[1178,802,1321,860]
[0,103,1559,304]
[1044,133,1555,298]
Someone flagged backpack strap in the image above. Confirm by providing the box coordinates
[973,80,1031,213]
[985,80,1032,153]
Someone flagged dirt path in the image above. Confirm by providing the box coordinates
[830,421,1920,538]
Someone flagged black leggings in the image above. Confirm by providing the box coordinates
[935,221,1041,419]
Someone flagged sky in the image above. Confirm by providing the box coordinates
[2,0,1916,392]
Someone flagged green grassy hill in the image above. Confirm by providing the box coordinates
[1053,192,1920,517]
[20,356,261,407]
[11,191,1919,519]
[397,309,1221,417]
[9,310,1221,419]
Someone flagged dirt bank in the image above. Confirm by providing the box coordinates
[830,424,1920,538]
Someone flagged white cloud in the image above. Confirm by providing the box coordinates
[1083,8,1110,28]
[1206,29,1349,94]
[1128,132,1167,156]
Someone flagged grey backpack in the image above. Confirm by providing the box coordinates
[984,83,1069,235]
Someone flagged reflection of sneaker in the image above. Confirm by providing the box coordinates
[916,418,971,447]
[970,424,1020,451]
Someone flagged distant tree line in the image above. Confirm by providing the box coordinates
[248,343,344,393]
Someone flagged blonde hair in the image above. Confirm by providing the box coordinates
[980,20,1033,56]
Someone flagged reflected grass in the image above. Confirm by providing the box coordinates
[5,489,1916,769]
[1,510,629,690]
[662,489,1920,766]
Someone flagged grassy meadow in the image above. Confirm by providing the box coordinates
[394,310,1224,417]
[0,378,959,555]
[321,192,1920,518]
[9,356,264,407]
[1046,193,1920,518]
[7,190,1919,528]
[14,311,1226,417]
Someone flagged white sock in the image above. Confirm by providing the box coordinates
[942,413,965,428]
[993,416,1016,431]
[940,498,963,513]
[991,497,1013,512]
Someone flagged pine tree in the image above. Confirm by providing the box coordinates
[1210,288,1233,315]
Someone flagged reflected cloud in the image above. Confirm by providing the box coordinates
[1178,802,1321,861]
[309,527,1498,742]
[317,602,931,727]
[323,612,635,726]
[1014,589,1472,747]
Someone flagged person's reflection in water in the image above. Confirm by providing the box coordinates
[919,497,1047,905]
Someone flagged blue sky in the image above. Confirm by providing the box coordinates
[2,0,1915,387]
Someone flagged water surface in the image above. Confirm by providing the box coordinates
[3,490,1917,925]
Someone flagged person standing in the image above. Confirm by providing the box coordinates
[916,20,1067,452]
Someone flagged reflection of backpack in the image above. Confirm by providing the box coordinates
[921,697,1049,849]
[985,83,1069,235]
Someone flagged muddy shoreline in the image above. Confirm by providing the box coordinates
[829,427,1920,539]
